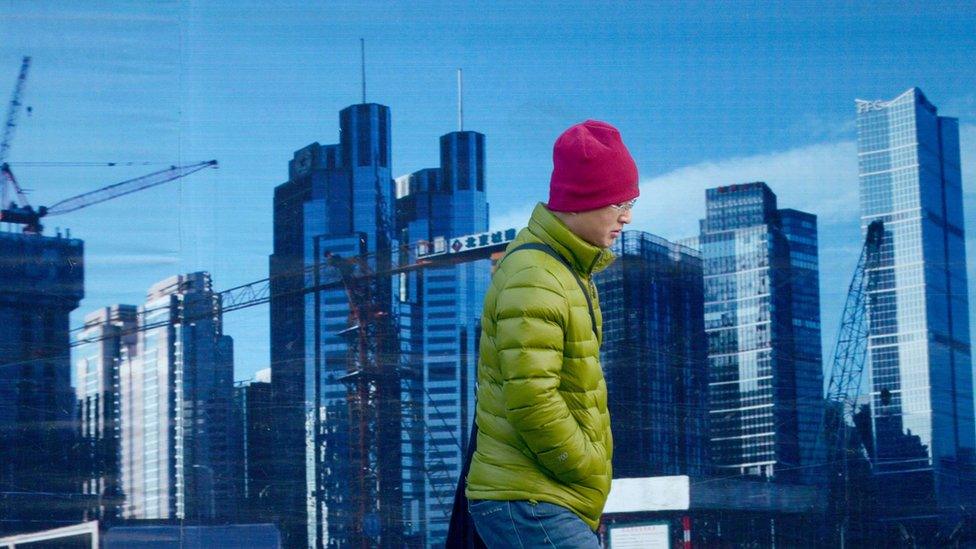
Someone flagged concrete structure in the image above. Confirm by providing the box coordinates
[602,476,823,547]
[0,231,85,535]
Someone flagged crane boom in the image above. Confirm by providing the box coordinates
[45,159,218,215]
[0,159,217,234]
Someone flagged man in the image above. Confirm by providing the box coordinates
[465,120,638,548]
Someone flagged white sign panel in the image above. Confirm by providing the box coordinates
[604,476,690,513]
[608,522,670,549]
[417,228,517,258]
[448,228,517,254]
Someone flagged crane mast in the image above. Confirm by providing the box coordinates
[823,219,885,547]
[826,220,884,420]
[0,56,30,166]
[1,57,32,213]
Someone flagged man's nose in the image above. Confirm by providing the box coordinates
[619,209,633,224]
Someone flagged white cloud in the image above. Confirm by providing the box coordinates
[490,140,861,240]
[490,205,535,233]
[632,141,859,241]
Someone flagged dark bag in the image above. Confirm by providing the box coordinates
[444,242,597,548]
[444,419,487,548]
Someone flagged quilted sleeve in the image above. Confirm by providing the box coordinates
[494,264,599,484]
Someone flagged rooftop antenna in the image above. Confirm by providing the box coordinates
[457,68,464,131]
[360,38,366,104]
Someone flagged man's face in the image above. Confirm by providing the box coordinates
[564,200,635,248]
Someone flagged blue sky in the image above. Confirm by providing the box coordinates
[1,1,974,382]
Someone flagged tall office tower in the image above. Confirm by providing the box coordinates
[119,272,239,521]
[700,182,823,482]
[0,232,84,535]
[596,231,709,478]
[75,305,138,522]
[856,88,974,535]
[270,103,399,548]
[234,377,274,523]
[395,130,489,547]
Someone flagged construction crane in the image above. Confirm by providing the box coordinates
[1,56,32,214]
[1,56,30,167]
[822,219,885,548]
[325,247,402,548]
[1,160,218,234]
[1,57,217,234]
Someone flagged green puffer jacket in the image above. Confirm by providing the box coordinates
[465,202,615,531]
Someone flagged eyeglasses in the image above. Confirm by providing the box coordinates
[608,198,637,212]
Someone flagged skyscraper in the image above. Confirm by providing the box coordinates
[856,88,974,535]
[119,272,238,521]
[596,231,709,478]
[75,304,138,522]
[234,375,274,523]
[0,231,85,534]
[700,182,823,482]
[270,103,399,548]
[395,130,489,547]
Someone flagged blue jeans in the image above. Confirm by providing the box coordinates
[468,499,601,548]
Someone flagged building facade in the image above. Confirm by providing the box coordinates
[75,305,138,522]
[395,130,489,546]
[119,272,238,521]
[0,231,85,535]
[856,88,974,536]
[596,231,709,479]
[234,377,274,523]
[270,103,399,548]
[700,182,823,482]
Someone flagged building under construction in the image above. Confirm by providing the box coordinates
[0,229,86,535]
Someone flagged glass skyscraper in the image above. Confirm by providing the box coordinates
[856,88,974,535]
[596,231,709,479]
[700,182,823,482]
[395,130,488,547]
[234,377,274,523]
[118,272,238,520]
[75,304,138,522]
[270,103,398,548]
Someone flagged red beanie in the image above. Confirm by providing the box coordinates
[547,120,639,212]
